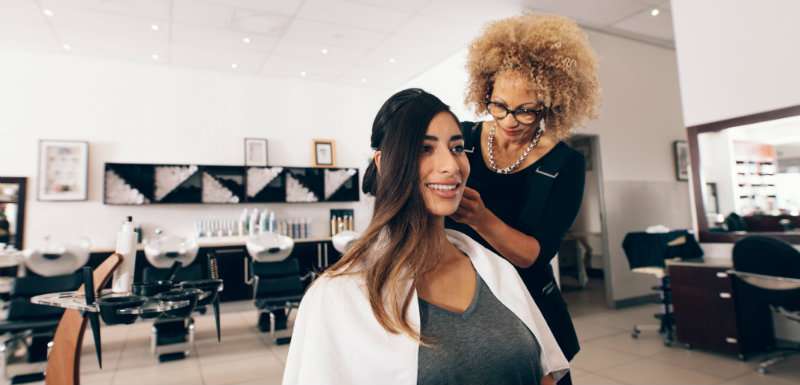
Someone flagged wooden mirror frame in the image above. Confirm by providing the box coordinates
[688,104,800,244]
[0,176,27,249]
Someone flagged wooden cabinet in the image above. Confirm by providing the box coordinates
[669,263,772,359]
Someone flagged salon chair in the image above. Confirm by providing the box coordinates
[142,265,203,362]
[623,229,703,346]
[0,272,81,384]
[729,235,800,374]
[247,258,313,344]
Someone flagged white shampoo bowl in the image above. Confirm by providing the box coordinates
[144,235,199,269]
[246,232,294,262]
[332,231,360,254]
[22,237,91,277]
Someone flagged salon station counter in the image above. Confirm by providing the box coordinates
[665,258,772,359]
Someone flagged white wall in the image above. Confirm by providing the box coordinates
[401,30,691,304]
[1,49,390,250]
[671,0,800,127]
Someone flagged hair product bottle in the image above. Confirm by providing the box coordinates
[112,216,137,294]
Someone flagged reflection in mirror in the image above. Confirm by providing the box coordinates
[692,109,800,243]
[0,177,26,249]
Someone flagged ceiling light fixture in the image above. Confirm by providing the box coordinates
[321,48,328,55]
[151,24,160,31]
[243,37,251,44]
[300,71,306,76]
[389,58,395,63]
[62,44,71,51]
[152,54,159,60]
[231,63,238,69]
[651,8,660,16]
[361,78,367,83]
[43,9,54,16]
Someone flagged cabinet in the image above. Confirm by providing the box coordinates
[669,263,772,358]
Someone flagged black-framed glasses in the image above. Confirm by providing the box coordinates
[485,100,544,124]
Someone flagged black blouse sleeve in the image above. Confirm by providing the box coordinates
[524,151,586,269]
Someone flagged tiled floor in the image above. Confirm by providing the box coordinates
[3,281,800,385]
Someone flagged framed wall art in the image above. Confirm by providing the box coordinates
[313,139,336,168]
[244,138,268,167]
[38,140,89,201]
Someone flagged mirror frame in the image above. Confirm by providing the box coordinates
[0,177,27,249]
[688,104,800,244]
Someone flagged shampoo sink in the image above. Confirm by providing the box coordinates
[144,234,199,269]
[332,231,360,254]
[22,237,90,276]
[245,232,294,262]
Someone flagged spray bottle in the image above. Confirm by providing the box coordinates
[112,216,138,294]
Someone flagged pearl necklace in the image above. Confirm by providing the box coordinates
[488,123,543,174]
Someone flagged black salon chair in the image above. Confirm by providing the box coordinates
[143,265,203,362]
[729,235,800,374]
[0,272,81,384]
[623,229,704,346]
[248,258,313,344]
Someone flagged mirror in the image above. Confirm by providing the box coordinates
[0,177,27,249]
[688,105,800,243]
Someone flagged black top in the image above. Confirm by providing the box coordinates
[445,122,585,283]
[445,121,585,360]
[417,275,543,385]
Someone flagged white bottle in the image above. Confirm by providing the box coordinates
[238,209,248,236]
[112,216,137,294]
[268,212,276,233]
[258,210,268,234]
[249,208,259,236]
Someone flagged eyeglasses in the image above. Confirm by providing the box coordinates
[485,100,544,124]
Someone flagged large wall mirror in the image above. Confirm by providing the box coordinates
[0,177,27,249]
[688,105,800,244]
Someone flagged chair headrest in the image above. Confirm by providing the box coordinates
[732,236,800,279]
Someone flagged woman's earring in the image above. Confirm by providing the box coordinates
[539,118,546,134]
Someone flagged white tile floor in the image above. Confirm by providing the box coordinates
[3,282,800,385]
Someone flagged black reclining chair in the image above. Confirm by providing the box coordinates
[143,264,204,362]
[730,235,800,374]
[248,258,313,344]
[0,272,81,384]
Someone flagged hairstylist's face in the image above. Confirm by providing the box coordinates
[489,72,545,144]
[419,112,469,217]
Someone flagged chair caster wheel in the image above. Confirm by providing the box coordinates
[631,330,640,339]
[683,343,692,349]
[664,340,673,347]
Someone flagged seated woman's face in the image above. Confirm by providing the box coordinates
[419,112,470,217]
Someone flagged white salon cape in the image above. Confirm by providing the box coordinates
[282,229,569,385]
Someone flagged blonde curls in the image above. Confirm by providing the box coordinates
[465,13,601,140]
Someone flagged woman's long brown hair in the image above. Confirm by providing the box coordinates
[326,88,457,342]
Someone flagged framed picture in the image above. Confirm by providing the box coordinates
[245,138,268,166]
[313,139,336,168]
[674,140,689,181]
[38,140,89,201]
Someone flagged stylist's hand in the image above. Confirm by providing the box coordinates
[450,187,487,228]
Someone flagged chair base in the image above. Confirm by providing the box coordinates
[256,305,298,345]
[2,331,53,383]
[756,346,800,374]
[151,317,195,361]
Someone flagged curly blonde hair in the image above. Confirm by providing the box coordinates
[465,13,601,140]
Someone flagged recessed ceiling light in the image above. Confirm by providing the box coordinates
[389,58,395,64]
[152,54,159,60]
[243,37,251,44]
[651,8,660,16]
[300,71,306,76]
[151,24,160,31]
[361,78,367,83]
[43,9,54,16]
[231,63,238,69]
[62,44,71,51]
[321,48,328,55]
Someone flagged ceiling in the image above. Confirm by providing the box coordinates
[0,0,674,89]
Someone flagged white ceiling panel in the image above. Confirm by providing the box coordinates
[172,23,278,52]
[203,0,304,16]
[41,0,170,19]
[283,18,387,50]
[172,0,236,28]
[4,0,676,89]
[345,0,431,13]
[524,0,646,27]
[296,0,412,33]
[612,8,674,41]
[394,14,483,46]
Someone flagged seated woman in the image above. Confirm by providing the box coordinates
[282,88,568,385]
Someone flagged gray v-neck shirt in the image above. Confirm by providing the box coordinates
[417,275,543,385]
